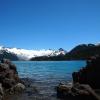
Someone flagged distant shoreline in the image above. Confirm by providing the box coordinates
[0,43,100,61]
[13,60,86,61]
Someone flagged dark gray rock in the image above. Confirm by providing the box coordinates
[72,56,100,89]
[57,83,98,100]
[13,83,25,93]
[1,59,11,65]
[0,59,25,99]
[57,56,100,100]
[2,78,16,89]
[0,63,9,71]
[0,83,4,100]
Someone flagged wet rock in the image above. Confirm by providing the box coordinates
[57,83,97,100]
[0,83,4,100]
[30,86,38,93]
[71,83,91,98]
[21,78,35,87]
[13,83,25,93]
[26,86,38,96]
[57,84,71,98]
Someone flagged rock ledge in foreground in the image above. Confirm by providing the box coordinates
[0,59,25,100]
[57,56,100,100]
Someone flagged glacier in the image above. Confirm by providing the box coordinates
[0,46,66,60]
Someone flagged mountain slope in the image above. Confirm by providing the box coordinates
[65,44,100,60]
[0,46,66,60]
[0,50,19,61]
[31,44,100,61]
[0,44,100,61]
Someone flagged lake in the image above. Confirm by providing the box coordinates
[14,61,86,81]
[11,61,86,100]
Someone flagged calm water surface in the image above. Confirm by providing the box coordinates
[14,61,86,79]
[12,61,86,100]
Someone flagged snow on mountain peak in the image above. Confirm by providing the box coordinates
[0,46,66,60]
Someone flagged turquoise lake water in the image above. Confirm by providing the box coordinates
[14,61,86,81]
[12,61,86,99]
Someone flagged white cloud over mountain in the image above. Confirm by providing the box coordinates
[0,46,66,60]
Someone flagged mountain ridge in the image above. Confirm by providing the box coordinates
[31,43,100,61]
[0,46,66,60]
[0,43,100,61]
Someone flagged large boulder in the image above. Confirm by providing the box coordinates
[0,59,25,98]
[72,56,100,89]
[1,59,17,74]
[57,83,72,98]
[57,83,99,100]
[13,83,25,93]
[57,55,100,100]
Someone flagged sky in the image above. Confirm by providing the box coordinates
[0,0,100,51]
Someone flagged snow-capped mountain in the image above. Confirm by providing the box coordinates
[0,46,66,60]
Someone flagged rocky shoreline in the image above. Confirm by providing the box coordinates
[0,60,58,100]
[3,77,59,100]
[0,59,25,100]
[1,56,100,100]
[57,56,100,100]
